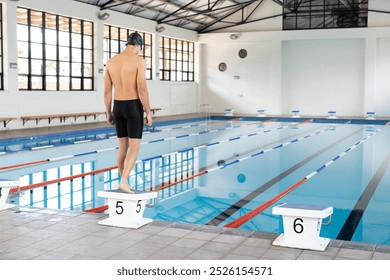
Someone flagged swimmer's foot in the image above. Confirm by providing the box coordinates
[118,184,135,194]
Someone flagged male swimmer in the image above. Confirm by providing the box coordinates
[104,32,153,194]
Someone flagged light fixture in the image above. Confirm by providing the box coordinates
[230,33,239,40]
[155,25,165,33]
[97,11,110,20]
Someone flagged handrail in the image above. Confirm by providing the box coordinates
[224,121,390,228]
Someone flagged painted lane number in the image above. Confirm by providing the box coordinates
[293,218,304,234]
[115,200,142,215]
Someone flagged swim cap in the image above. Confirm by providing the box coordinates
[126,32,143,50]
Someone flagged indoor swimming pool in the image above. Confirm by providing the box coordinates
[1,116,390,246]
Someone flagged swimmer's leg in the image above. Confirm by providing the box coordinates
[118,138,141,194]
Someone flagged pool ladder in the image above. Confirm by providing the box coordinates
[199,104,211,132]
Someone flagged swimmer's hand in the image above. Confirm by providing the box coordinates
[107,114,115,126]
[145,114,153,127]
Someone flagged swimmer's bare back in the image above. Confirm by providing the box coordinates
[106,50,145,101]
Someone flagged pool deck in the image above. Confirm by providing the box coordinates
[1,206,390,260]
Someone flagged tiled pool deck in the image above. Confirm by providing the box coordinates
[1,206,390,260]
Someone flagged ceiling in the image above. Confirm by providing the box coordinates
[74,0,278,33]
[73,1,387,34]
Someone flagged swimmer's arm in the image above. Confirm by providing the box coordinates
[137,60,152,117]
[104,67,114,123]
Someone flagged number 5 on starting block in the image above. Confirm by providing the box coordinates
[97,189,157,229]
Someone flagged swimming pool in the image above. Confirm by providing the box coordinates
[1,116,390,246]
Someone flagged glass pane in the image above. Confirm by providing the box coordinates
[18,75,28,89]
[17,25,29,41]
[145,34,152,45]
[59,46,70,61]
[31,59,43,74]
[110,40,119,53]
[104,24,110,38]
[83,64,93,77]
[72,33,82,48]
[111,27,119,40]
[31,76,43,89]
[83,35,93,49]
[46,60,57,75]
[17,8,28,25]
[30,26,43,43]
[59,31,70,46]
[83,21,93,36]
[58,16,70,31]
[71,48,82,62]
[30,10,43,27]
[71,78,81,90]
[59,76,70,90]
[18,58,29,74]
[59,61,70,75]
[84,78,93,90]
[72,62,82,76]
[31,43,43,59]
[17,42,29,57]
[46,45,57,60]
[71,19,82,33]
[120,29,128,41]
[46,75,57,90]
[46,13,57,29]
[45,29,57,45]
[84,50,92,63]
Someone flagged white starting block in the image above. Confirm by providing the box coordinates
[257,109,266,117]
[327,111,337,119]
[366,111,376,120]
[0,179,19,211]
[291,110,300,118]
[272,203,333,251]
[224,108,234,116]
[98,189,157,229]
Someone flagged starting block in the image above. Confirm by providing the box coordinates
[257,109,266,117]
[291,110,300,118]
[0,179,19,211]
[98,189,157,229]
[327,111,337,119]
[224,108,234,116]
[366,111,376,120]
[272,203,333,251]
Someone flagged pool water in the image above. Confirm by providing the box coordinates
[1,117,390,246]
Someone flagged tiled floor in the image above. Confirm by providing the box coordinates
[1,206,390,260]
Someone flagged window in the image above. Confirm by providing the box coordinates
[0,3,3,90]
[103,25,152,80]
[283,0,368,30]
[159,36,194,81]
[17,7,94,90]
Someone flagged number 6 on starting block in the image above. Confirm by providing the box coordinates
[97,189,157,229]
[272,203,333,251]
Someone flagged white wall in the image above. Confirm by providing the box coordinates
[199,27,390,118]
[0,0,199,130]
[282,39,365,116]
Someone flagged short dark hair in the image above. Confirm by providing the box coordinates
[126,32,143,50]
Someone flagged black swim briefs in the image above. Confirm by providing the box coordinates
[113,99,144,139]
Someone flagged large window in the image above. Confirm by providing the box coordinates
[103,25,152,80]
[159,36,194,81]
[0,3,3,90]
[17,7,94,90]
[283,0,368,30]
